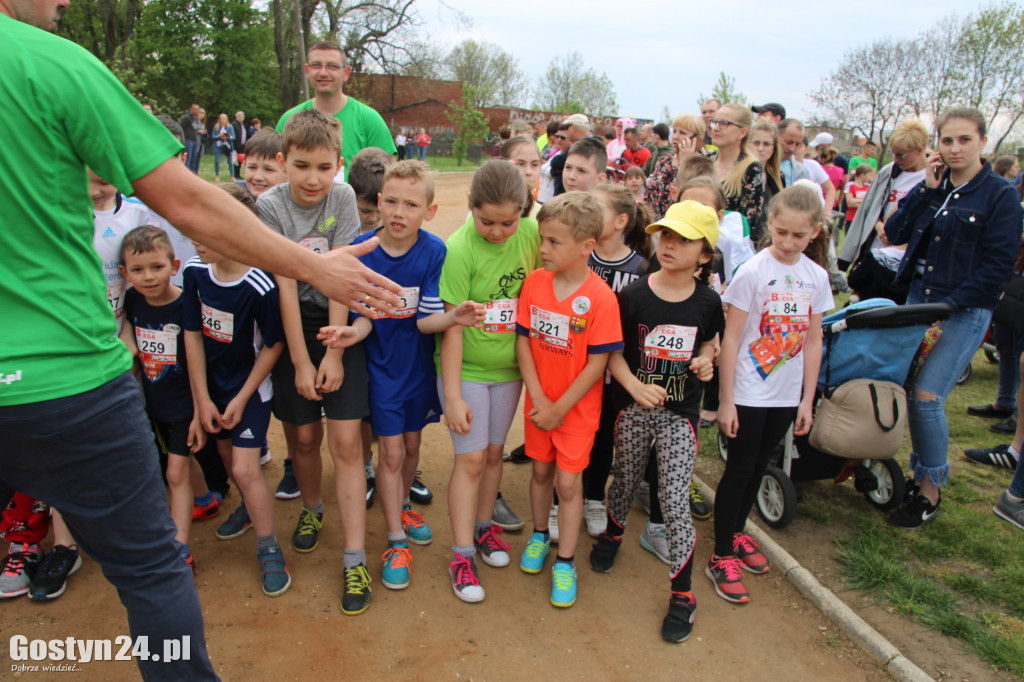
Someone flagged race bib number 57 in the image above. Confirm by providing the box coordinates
[484,298,518,333]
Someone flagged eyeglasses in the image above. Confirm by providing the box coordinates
[554,134,568,140]
[890,149,914,161]
[709,119,741,129]
[308,62,344,72]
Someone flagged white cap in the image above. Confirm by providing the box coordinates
[810,132,834,147]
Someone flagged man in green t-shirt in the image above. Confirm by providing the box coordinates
[0,3,401,679]
[276,39,397,180]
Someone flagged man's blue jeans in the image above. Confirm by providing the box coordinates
[0,373,217,681]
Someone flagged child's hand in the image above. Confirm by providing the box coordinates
[528,402,564,432]
[198,398,222,433]
[187,416,207,453]
[718,402,739,439]
[317,354,344,394]
[445,397,473,435]
[294,361,321,401]
[220,396,245,430]
[453,300,486,328]
[690,356,714,382]
[629,382,667,409]
[793,399,814,436]
[318,325,363,349]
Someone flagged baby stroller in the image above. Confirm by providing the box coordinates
[717,299,955,529]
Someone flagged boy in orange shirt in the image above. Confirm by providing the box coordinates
[515,191,622,608]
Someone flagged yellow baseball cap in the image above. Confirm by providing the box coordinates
[646,200,720,249]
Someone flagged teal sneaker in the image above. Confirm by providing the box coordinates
[402,505,433,545]
[550,561,577,607]
[216,504,251,540]
[258,544,291,597]
[519,532,550,574]
[381,543,412,590]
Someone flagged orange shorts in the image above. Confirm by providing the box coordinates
[524,421,595,474]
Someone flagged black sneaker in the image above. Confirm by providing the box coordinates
[661,592,697,643]
[509,444,530,464]
[689,482,711,520]
[589,533,621,573]
[341,564,372,615]
[291,508,323,552]
[964,443,1019,470]
[409,472,433,504]
[991,417,1017,435]
[365,475,376,510]
[29,545,82,600]
[888,492,940,530]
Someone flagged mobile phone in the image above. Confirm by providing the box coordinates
[932,165,942,180]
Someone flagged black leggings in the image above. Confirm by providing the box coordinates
[713,405,795,557]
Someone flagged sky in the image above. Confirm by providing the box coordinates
[414,0,978,123]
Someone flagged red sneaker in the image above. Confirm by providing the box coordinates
[192,495,221,521]
[732,533,770,574]
[705,554,749,604]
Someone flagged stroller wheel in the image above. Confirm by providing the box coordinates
[756,465,797,529]
[984,349,999,364]
[862,459,906,511]
[717,429,728,463]
[957,362,972,385]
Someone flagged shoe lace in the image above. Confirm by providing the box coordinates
[451,556,479,587]
[732,533,760,555]
[345,565,370,594]
[38,546,74,577]
[228,506,249,525]
[689,484,705,504]
[402,508,426,530]
[713,556,745,581]
[552,565,575,591]
[525,537,548,559]
[478,527,510,553]
[297,510,323,536]
[2,552,29,577]
[383,546,412,570]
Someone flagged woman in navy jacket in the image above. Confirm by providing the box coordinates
[885,106,1023,529]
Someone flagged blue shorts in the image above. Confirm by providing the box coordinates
[213,393,272,448]
[368,389,442,437]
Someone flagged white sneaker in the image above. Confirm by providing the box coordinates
[584,499,607,537]
[634,480,651,515]
[640,521,670,565]
[548,504,560,544]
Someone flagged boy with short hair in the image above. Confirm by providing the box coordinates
[240,129,286,200]
[348,147,395,234]
[318,160,484,591]
[256,109,374,615]
[563,138,609,194]
[118,225,207,574]
[515,191,623,607]
[183,185,287,596]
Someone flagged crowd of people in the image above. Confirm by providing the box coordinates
[3,1,1024,677]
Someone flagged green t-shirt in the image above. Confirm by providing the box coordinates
[276,97,397,180]
[848,155,878,173]
[0,16,182,406]
[436,216,541,383]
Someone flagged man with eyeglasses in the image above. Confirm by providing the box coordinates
[277,40,396,180]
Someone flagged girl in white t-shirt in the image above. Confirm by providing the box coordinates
[709,184,834,605]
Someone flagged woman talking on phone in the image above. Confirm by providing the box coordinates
[885,107,1023,530]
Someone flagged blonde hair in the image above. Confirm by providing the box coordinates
[752,119,782,191]
[382,159,435,204]
[281,109,342,158]
[536,191,604,243]
[888,118,929,154]
[672,112,706,140]
[675,177,726,213]
[765,183,829,269]
[717,103,758,198]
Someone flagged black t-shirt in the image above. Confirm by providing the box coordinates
[615,275,724,418]
[588,250,650,293]
[123,287,193,422]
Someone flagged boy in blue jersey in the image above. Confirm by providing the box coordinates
[118,225,209,575]
[256,109,374,615]
[183,184,288,597]
[320,161,484,591]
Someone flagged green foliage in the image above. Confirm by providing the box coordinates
[697,72,748,108]
[533,52,618,116]
[445,40,528,108]
[447,85,490,167]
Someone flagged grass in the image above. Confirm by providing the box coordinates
[696,282,1024,676]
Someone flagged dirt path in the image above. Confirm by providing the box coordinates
[4,174,900,681]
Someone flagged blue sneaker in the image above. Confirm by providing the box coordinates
[551,561,577,607]
[401,505,433,545]
[216,504,252,540]
[381,543,412,590]
[258,545,291,597]
[275,458,300,500]
[520,532,550,574]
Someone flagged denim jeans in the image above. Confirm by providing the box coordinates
[417,145,428,161]
[907,281,992,486]
[213,144,232,179]
[0,373,217,681]
[993,321,1024,410]
[185,140,201,174]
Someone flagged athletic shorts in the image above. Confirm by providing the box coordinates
[524,421,595,474]
[152,417,192,458]
[271,324,369,425]
[437,378,522,455]
[369,389,442,437]
[213,393,272,448]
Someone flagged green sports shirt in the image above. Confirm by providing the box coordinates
[0,16,182,406]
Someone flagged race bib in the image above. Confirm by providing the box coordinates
[201,303,234,342]
[107,285,124,324]
[530,306,570,348]
[768,292,810,320]
[484,298,518,333]
[644,325,697,361]
[384,287,420,319]
[299,237,330,254]
[136,327,178,381]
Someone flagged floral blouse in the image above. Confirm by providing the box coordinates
[646,154,678,222]
[727,153,765,243]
